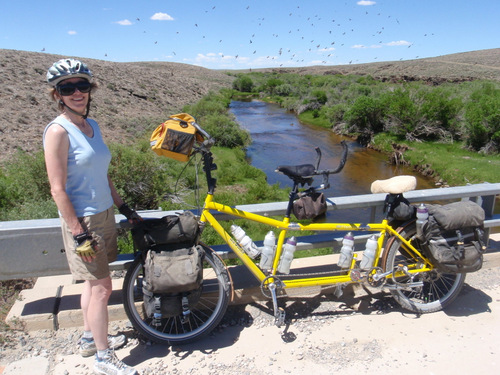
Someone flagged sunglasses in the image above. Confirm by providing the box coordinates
[56,81,92,96]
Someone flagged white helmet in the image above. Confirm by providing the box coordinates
[46,58,93,86]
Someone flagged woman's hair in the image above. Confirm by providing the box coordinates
[49,81,98,112]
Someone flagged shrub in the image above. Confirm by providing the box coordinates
[1,150,51,203]
[274,84,294,97]
[464,83,500,153]
[323,103,347,126]
[183,90,250,148]
[344,95,385,134]
[201,113,251,148]
[265,78,284,95]
[0,150,55,220]
[311,90,328,105]
[108,141,180,209]
[232,75,254,92]
[183,91,230,119]
[382,88,418,136]
[417,88,462,140]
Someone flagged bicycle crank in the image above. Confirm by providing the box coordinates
[265,280,286,327]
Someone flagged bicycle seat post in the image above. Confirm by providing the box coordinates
[285,182,300,219]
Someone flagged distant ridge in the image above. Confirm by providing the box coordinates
[0,48,498,162]
[237,48,500,82]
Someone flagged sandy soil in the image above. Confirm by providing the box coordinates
[2,264,499,375]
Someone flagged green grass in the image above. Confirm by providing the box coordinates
[372,134,500,186]
[404,142,500,185]
[298,111,331,129]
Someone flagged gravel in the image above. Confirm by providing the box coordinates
[1,264,499,374]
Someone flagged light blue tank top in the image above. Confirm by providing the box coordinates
[43,116,113,217]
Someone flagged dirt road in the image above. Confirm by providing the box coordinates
[2,263,499,375]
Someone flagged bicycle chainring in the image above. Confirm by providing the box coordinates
[260,276,286,299]
[367,267,386,287]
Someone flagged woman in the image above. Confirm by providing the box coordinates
[43,58,140,375]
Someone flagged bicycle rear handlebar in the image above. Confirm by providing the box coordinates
[313,140,348,176]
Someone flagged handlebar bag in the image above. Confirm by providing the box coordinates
[131,211,200,252]
[293,192,327,220]
[150,113,204,162]
[423,201,486,273]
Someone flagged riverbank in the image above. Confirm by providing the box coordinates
[295,110,500,187]
[368,133,500,187]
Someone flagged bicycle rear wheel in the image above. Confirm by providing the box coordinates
[122,244,231,345]
[382,221,465,313]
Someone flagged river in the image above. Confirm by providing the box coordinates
[229,100,436,198]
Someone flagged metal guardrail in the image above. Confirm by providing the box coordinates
[1,182,499,280]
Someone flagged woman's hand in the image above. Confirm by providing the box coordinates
[119,203,143,224]
[73,231,97,263]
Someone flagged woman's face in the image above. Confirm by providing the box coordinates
[56,78,90,115]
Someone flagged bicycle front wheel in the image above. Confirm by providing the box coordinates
[122,244,231,345]
[382,221,465,314]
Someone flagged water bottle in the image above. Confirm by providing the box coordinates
[360,235,378,270]
[337,232,355,269]
[416,203,429,240]
[277,237,297,274]
[231,225,261,259]
[260,231,276,271]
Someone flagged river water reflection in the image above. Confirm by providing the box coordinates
[229,100,436,197]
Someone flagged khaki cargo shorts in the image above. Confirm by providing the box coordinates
[61,206,118,281]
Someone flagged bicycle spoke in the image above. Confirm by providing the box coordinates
[384,221,465,313]
[122,246,230,344]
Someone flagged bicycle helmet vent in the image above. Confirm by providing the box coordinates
[47,58,93,86]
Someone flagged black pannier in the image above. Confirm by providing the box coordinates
[130,211,204,321]
[293,192,327,220]
[423,201,487,273]
[131,211,200,252]
[384,193,416,224]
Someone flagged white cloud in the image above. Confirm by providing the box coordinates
[151,12,174,21]
[68,30,77,35]
[386,40,412,46]
[318,47,335,53]
[351,44,385,49]
[115,19,133,26]
[357,1,376,5]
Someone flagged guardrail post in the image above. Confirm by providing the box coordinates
[480,193,497,245]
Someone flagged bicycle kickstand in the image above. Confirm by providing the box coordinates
[268,282,286,327]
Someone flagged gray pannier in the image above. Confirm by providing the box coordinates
[142,245,204,319]
[423,201,487,273]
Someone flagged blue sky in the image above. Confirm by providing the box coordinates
[1,0,498,69]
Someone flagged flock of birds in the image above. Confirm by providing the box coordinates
[43,4,432,67]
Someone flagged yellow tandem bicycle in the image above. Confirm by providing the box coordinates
[122,134,466,345]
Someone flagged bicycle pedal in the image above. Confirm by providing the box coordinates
[275,307,286,327]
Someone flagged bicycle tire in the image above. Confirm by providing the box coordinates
[382,221,465,313]
[122,244,231,345]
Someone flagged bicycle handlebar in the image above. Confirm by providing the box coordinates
[313,140,348,176]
